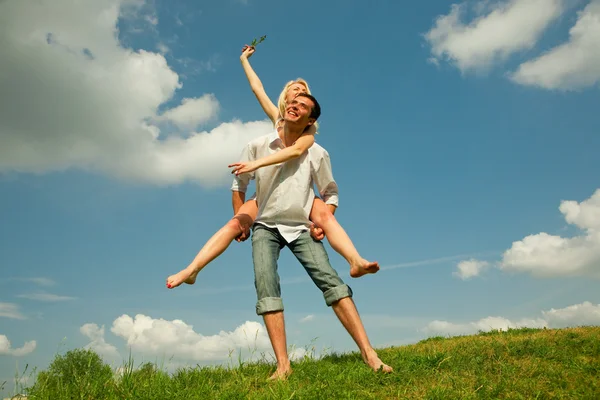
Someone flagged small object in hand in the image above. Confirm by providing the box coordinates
[250,35,267,47]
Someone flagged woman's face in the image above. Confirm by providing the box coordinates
[285,83,308,103]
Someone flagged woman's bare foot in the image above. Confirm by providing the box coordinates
[185,270,199,285]
[362,349,393,373]
[267,365,292,381]
[350,258,380,278]
[166,267,197,289]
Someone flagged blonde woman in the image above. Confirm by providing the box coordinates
[165,46,378,289]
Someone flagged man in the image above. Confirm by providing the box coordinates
[232,93,392,380]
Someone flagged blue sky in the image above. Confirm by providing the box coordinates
[1,0,600,394]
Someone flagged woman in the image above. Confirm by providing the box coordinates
[166,45,378,289]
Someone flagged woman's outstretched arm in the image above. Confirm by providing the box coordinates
[240,45,279,123]
[229,134,315,175]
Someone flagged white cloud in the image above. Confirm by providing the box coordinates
[381,253,480,271]
[454,259,489,279]
[423,316,547,336]
[300,315,315,323]
[288,347,308,361]
[511,0,600,90]
[17,292,76,302]
[425,0,569,72]
[422,301,600,336]
[176,55,221,77]
[0,335,36,356]
[543,301,600,327]
[156,42,170,55]
[80,323,120,359]
[7,277,56,286]
[0,303,26,320]
[500,189,600,278]
[110,314,271,361]
[155,94,220,130]
[0,0,270,186]
[145,14,158,26]
[23,277,56,287]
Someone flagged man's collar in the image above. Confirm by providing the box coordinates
[268,131,280,142]
[268,131,283,149]
[269,126,305,148]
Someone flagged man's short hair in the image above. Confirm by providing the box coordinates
[296,93,321,121]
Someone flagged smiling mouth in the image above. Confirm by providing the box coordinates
[287,110,298,117]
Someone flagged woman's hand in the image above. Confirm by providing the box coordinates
[240,45,255,61]
[229,160,259,175]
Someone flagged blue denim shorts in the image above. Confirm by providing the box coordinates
[251,225,353,315]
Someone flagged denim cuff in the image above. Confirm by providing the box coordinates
[256,297,284,315]
[323,284,353,306]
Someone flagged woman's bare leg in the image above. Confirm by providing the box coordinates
[166,200,258,288]
[309,198,379,278]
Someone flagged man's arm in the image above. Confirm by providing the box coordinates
[232,191,246,215]
[230,142,255,213]
[311,149,339,208]
[308,149,339,240]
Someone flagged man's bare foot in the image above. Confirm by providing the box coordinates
[362,349,393,373]
[267,365,292,381]
[350,258,380,278]
[166,267,197,289]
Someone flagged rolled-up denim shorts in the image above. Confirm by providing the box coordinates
[251,225,353,315]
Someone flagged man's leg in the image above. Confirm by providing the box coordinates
[289,232,392,373]
[262,311,291,380]
[331,297,393,372]
[251,226,291,380]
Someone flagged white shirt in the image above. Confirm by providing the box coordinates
[231,131,339,242]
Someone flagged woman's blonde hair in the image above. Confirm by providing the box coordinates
[277,78,319,131]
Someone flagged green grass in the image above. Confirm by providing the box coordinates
[16,326,600,399]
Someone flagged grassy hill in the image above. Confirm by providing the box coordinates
[14,326,600,399]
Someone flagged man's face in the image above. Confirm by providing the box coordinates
[284,96,315,127]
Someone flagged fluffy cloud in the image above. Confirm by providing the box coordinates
[0,0,270,186]
[80,323,120,359]
[110,314,271,361]
[424,0,569,72]
[0,303,26,320]
[17,292,76,302]
[0,335,36,356]
[500,189,600,278]
[511,0,600,90]
[454,259,489,280]
[542,301,600,326]
[155,94,220,130]
[300,315,315,323]
[422,301,600,336]
[423,316,547,336]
